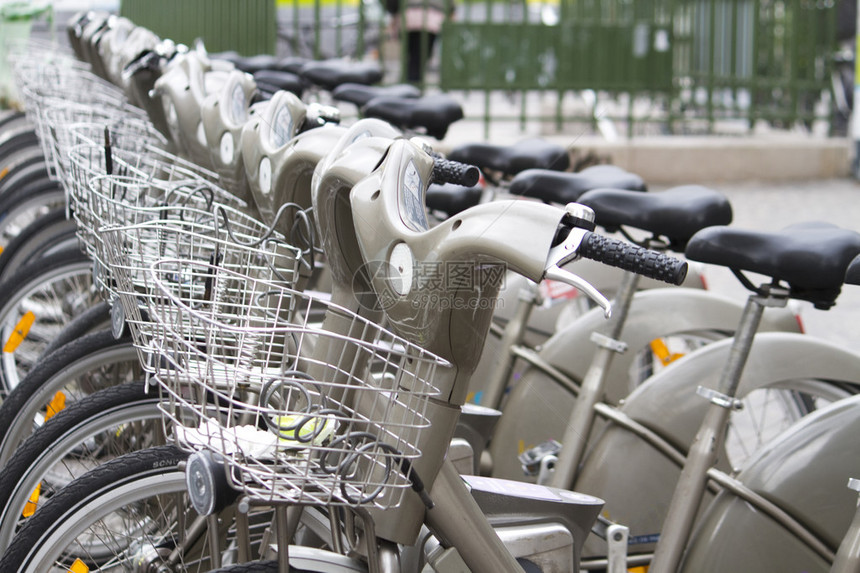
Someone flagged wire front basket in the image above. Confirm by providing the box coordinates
[100,201,302,366]
[147,258,445,509]
[43,104,165,184]
[11,54,128,177]
[68,145,237,279]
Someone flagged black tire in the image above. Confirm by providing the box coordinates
[0,445,197,573]
[0,128,38,163]
[0,180,65,246]
[38,300,112,359]
[0,177,61,214]
[0,245,97,393]
[0,208,78,281]
[0,113,31,135]
[0,380,162,553]
[0,158,50,201]
[0,111,27,132]
[0,329,139,465]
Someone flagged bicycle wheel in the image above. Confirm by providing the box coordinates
[0,208,78,282]
[0,246,98,393]
[0,128,38,163]
[206,562,280,573]
[0,182,65,249]
[0,111,27,132]
[0,329,140,464]
[0,445,221,572]
[636,335,860,468]
[205,554,366,573]
[0,380,163,553]
[38,301,112,359]
[0,150,47,197]
[725,378,856,469]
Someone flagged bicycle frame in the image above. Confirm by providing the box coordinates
[151,51,232,169]
[488,285,802,481]
[201,68,258,207]
[574,322,860,566]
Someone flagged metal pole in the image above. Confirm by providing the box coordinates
[547,271,640,489]
[649,296,766,573]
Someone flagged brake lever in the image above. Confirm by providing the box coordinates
[545,203,597,269]
[544,265,612,318]
[543,204,611,317]
[546,226,588,270]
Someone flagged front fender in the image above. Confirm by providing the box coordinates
[544,289,801,404]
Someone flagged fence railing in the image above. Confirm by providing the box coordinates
[439,0,837,136]
[120,0,277,56]
[120,0,838,138]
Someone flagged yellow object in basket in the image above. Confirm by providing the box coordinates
[274,413,337,447]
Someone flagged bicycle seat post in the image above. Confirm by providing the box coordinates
[545,268,641,488]
[650,284,786,573]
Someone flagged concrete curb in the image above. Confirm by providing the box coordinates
[571,136,852,184]
[437,132,852,185]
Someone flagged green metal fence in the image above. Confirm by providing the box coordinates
[271,0,837,136]
[438,0,837,136]
[120,0,276,56]
[670,0,836,132]
[124,0,835,136]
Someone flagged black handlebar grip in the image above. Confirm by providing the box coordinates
[432,158,480,188]
[579,232,688,285]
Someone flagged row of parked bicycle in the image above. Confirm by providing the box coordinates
[0,10,859,573]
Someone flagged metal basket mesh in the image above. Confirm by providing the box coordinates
[147,258,444,508]
[67,144,238,284]
[11,54,128,178]
[43,104,164,185]
[99,200,302,366]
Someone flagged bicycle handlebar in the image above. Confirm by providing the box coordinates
[432,158,480,188]
[578,231,688,285]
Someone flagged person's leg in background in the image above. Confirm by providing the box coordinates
[406,30,437,84]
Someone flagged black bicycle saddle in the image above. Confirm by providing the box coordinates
[686,222,860,308]
[578,185,732,248]
[210,52,307,75]
[332,83,421,108]
[425,183,483,217]
[362,94,463,139]
[510,165,645,204]
[846,254,860,285]
[253,70,304,98]
[300,60,383,91]
[448,139,570,176]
